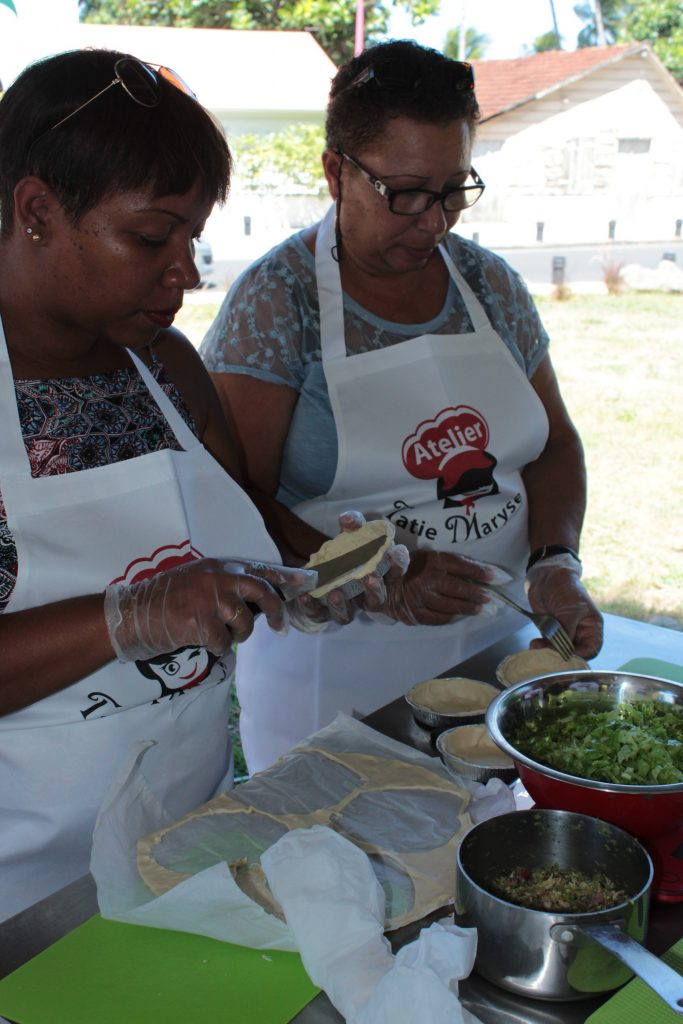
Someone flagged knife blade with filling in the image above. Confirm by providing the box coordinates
[307,534,388,589]
[242,534,389,618]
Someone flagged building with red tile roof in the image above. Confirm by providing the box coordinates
[461,43,683,249]
[473,44,641,123]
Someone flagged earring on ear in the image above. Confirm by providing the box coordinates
[26,226,42,243]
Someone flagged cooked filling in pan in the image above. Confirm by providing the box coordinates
[490,864,627,913]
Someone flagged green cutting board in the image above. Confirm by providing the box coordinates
[618,658,683,685]
[0,915,319,1024]
[585,938,683,1024]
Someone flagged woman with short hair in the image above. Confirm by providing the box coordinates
[0,47,320,921]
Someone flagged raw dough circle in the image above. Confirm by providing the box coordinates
[408,677,499,716]
[439,724,514,768]
[496,649,589,686]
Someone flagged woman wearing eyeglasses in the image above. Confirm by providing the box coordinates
[201,40,604,774]
[0,48,331,921]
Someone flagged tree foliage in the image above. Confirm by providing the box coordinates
[80,0,185,25]
[231,123,327,195]
[442,26,490,61]
[80,0,441,65]
[574,0,683,79]
[531,30,563,53]
[618,0,683,80]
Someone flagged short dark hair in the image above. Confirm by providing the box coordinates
[326,39,480,154]
[0,48,231,236]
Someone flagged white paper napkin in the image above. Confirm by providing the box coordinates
[262,825,482,1024]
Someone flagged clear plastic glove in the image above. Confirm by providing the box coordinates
[104,558,316,662]
[526,562,604,659]
[287,511,410,631]
[377,550,512,627]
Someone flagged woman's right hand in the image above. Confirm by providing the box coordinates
[380,550,509,626]
[104,558,315,661]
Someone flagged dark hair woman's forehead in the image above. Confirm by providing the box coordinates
[0,48,230,236]
[325,40,479,156]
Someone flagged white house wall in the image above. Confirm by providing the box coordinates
[468,56,683,246]
[203,191,329,270]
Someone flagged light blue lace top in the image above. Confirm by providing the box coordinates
[200,227,550,509]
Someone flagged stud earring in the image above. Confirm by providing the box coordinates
[26,227,42,242]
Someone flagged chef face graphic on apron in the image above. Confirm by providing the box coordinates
[236,206,550,775]
[0,323,281,921]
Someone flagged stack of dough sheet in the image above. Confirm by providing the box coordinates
[136,713,473,932]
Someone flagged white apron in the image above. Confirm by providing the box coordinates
[0,321,280,922]
[237,207,549,773]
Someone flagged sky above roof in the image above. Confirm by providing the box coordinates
[388,0,585,60]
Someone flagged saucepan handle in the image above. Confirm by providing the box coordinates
[582,923,683,1015]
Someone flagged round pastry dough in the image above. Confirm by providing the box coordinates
[305,518,394,599]
[496,649,589,686]
[408,677,499,716]
[440,724,514,768]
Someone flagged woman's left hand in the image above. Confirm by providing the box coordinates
[526,563,604,660]
[286,510,409,631]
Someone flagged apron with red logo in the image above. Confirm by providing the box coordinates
[0,320,280,921]
[236,206,549,773]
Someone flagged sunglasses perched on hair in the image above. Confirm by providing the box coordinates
[42,57,195,136]
[340,152,485,215]
[346,59,475,94]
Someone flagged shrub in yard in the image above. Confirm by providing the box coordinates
[602,260,624,295]
[551,283,573,301]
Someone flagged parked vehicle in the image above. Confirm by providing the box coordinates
[192,236,215,289]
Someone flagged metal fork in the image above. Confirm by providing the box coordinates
[480,583,575,660]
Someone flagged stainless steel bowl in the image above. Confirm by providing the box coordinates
[485,669,683,838]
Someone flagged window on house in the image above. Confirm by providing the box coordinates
[618,138,651,154]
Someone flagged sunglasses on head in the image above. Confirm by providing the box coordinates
[346,59,475,94]
[39,57,195,138]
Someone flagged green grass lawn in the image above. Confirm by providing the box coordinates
[178,289,683,777]
[534,291,682,629]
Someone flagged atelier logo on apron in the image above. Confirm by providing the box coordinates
[81,540,227,721]
[388,404,523,546]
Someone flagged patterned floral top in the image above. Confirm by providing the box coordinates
[0,357,196,611]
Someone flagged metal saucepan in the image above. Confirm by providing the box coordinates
[454,809,683,1013]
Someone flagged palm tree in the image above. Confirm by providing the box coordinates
[548,0,561,48]
[594,0,607,44]
[443,26,490,62]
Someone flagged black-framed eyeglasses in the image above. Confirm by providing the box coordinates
[40,57,196,137]
[340,152,485,215]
